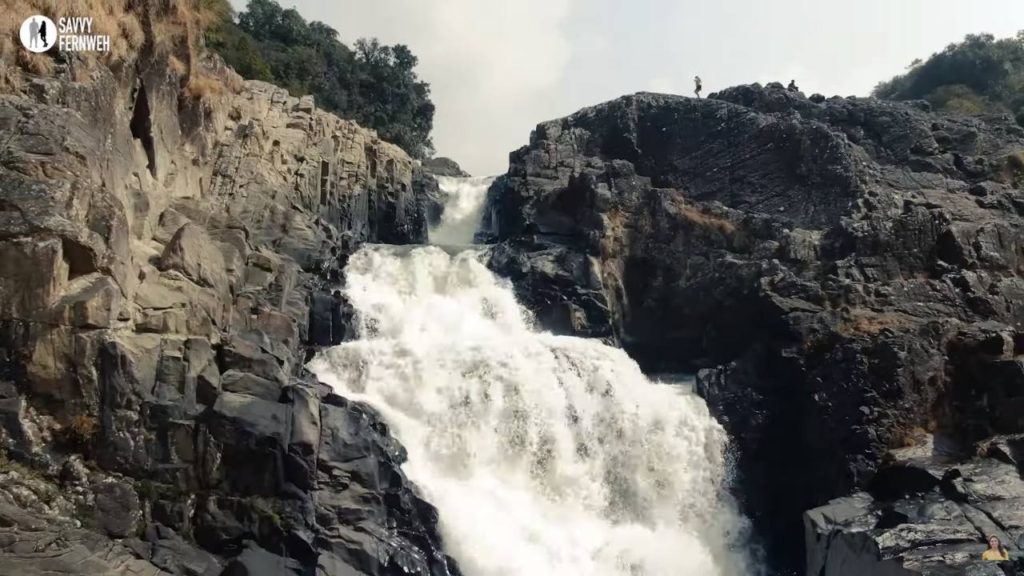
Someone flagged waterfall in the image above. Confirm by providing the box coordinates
[429,175,495,245]
[309,177,754,576]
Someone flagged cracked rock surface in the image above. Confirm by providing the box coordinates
[482,84,1024,573]
[0,2,455,575]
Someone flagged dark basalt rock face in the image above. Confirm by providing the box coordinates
[413,166,447,228]
[0,3,456,575]
[482,84,1024,573]
[806,435,1024,575]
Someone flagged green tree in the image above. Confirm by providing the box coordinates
[349,40,435,157]
[204,0,434,158]
[874,32,1024,125]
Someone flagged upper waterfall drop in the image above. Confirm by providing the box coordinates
[429,175,496,245]
[308,176,756,575]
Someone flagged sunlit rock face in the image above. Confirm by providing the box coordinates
[0,3,448,573]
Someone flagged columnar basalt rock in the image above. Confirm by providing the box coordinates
[0,3,454,574]
[483,84,1024,573]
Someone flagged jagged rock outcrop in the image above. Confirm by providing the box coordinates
[0,2,455,575]
[421,157,470,178]
[483,83,1024,572]
[806,435,1024,575]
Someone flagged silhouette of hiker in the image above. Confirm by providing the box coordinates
[28,17,40,48]
[39,20,48,48]
[694,76,702,99]
[788,79,799,92]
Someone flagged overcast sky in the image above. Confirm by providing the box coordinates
[230,0,1024,176]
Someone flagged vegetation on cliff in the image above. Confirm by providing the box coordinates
[874,31,1024,125]
[205,0,435,158]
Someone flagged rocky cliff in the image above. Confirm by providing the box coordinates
[483,84,1024,574]
[0,2,456,574]
[805,433,1024,575]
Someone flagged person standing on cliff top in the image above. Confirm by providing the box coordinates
[694,76,702,99]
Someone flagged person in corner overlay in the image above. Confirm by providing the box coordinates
[39,19,49,48]
[983,535,1010,561]
[28,17,40,48]
[694,76,702,99]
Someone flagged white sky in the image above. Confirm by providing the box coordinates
[230,0,1024,176]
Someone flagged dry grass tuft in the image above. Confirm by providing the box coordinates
[153,17,189,60]
[223,68,244,93]
[841,310,914,336]
[185,72,225,101]
[79,0,142,62]
[997,150,1024,186]
[56,413,97,452]
[15,49,54,75]
[69,413,96,437]
[0,0,141,86]
[1006,150,1024,171]
[676,202,737,234]
[887,425,930,449]
[169,54,187,76]
[0,60,23,91]
[0,0,52,79]
[0,0,224,87]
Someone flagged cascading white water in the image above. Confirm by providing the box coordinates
[429,175,495,245]
[309,177,754,576]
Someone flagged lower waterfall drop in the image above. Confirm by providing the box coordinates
[309,177,754,576]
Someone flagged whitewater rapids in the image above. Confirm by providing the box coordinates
[309,177,754,576]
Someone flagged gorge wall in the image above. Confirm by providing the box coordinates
[483,85,1024,574]
[0,2,456,574]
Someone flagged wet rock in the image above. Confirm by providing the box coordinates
[285,386,320,491]
[202,392,289,495]
[219,338,287,386]
[220,370,281,402]
[145,523,223,576]
[308,290,353,346]
[221,543,303,576]
[315,395,461,576]
[92,477,141,538]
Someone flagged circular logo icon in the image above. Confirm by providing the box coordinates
[20,15,57,53]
